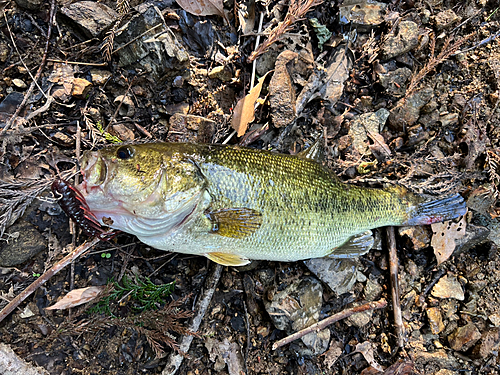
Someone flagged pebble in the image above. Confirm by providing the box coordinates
[264,276,329,355]
[381,21,419,60]
[431,274,465,301]
[399,226,431,251]
[90,69,112,86]
[434,9,461,30]
[60,1,118,38]
[448,323,481,352]
[339,0,387,31]
[378,67,412,96]
[114,95,135,117]
[304,258,361,295]
[489,313,500,327]
[388,87,433,130]
[0,221,47,266]
[346,302,373,328]
[12,79,27,89]
[472,328,500,359]
[208,66,232,82]
[426,307,445,334]
[348,112,380,155]
[71,78,92,99]
[111,124,135,141]
[269,50,298,128]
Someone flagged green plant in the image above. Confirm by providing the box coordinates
[89,276,175,316]
[96,121,122,144]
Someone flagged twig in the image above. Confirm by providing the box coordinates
[272,298,387,350]
[387,226,405,348]
[162,263,223,375]
[2,0,57,132]
[248,0,322,62]
[0,238,100,324]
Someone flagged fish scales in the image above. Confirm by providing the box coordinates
[75,143,467,266]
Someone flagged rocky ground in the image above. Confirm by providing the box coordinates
[0,0,500,374]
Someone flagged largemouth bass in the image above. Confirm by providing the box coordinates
[75,142,466,266]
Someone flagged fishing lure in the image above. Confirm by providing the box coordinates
[51,179,114,239]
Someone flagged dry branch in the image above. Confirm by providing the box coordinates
[247,0,322,62]
[272,299,387,350]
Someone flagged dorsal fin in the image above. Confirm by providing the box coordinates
[297,137,325,162]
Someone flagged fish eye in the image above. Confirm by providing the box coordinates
[116,145,135,160]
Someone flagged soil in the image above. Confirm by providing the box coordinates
[1,0,500,374]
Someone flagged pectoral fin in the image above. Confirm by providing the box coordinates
[206,208,262,239]
[206,252,251,266]
[328,230,374,258]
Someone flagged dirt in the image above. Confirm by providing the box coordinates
[1,0,500,374]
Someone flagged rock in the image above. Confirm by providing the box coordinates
[52,131,75,147]
[71,78,92,99]
[205,338,245,375]
[169,113,216,143]
[0,42,9,63]
[448,323,481,352]
[489,313,500,327]
[269,50,298,128]
[426,307,445,334]
[439,113,459,126]
[375,108,390,130]
[264,276,329,355]
[388,87,433,130]
[378,67,412,96]
[339,0,388,31]
[209,66,232,82]
[346,301,373,328]
[114,3,189,80]
[178,10,215,56]
[304,258,361,295]
[381,21,420,60]
[14,0,43,11]
[12,79,27,89]
[467,185,497,217]
[431,274,464,301]
[111,124,135,141]
[60,1,119,38]
[114,95,135,117]
[471,328,500,359]
[0,221,47,266]
[411,348,461,369]
[364,277,383,301]
[434,9,460,30]
[399,226,431,251]
[90,69,112,85]
[0,92,25,126]
[453,223,489,256]
[348,112,381,155]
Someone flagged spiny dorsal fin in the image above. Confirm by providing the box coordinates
[328,230,374,258]
[205,207,262,239]
[297,137,325,162]
[205,252,251,266]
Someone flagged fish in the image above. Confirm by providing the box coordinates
[75,142,467,266]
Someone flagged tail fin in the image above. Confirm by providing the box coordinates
[404,194,467,226]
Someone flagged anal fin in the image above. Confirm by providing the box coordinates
[205,252,251,266]
[328,230,374,258]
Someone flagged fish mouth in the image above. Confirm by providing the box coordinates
[78,152,108,196]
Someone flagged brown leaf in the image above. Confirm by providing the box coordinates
[46,286,105,310]
[431,214,467,265]
[355,341,384,372]
[176,0,227,21]
[231,71,271,137]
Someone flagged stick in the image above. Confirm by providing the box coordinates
[162,263,223,375]
[2,0,57,132]
[272,298,387,350]
[0,238,100,324]
[387,226,405,348]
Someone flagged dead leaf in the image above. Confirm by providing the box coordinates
[176,0,227,22]
[46,286,104,310]
[237,0,255,34]
[354,341,384,372]
[431,214,467,265]
[231,71,271,137]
